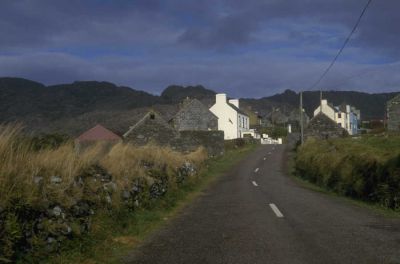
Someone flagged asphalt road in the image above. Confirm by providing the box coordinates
[125,145,400,264]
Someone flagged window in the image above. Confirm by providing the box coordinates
[150,113,155,120]
[338,123,342,127]
[338,113,341,118]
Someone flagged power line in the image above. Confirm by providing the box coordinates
[326,62,400,90]
[309,0,373,91]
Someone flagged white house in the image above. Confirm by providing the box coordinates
[209,93,250,139]
[313,99,360,135]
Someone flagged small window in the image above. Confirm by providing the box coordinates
[150,113,155,120]
[338,123,342,127]
[338,113,341,118]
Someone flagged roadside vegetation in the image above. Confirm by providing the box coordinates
[259,126,288,139]
[295,135,400,211]
[0,125,255,263]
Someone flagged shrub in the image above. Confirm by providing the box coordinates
[30,133,70,151]
[295,136,400,210]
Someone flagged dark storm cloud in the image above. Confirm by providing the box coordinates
[177,0,400,57]
[2,0,399,54]
[0,0,400,96]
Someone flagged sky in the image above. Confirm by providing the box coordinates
[1,0,400,98]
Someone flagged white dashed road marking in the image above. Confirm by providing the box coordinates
[269,203,284,218]
[252,181,258,187]
[254,168,259,173]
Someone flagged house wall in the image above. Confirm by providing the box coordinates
[124,112,225,156]
[237,113,250,138]
[314,100,360,135]
[124,113,180,146]
[210,94,240,139]
[335,111,347,130]
[335,105,359,135]
[174,130,225,156]
[314,100,336,121]
[172,99,218,131]
[305,113,347,140]
[348,112,358,135]
[387,96,400,131]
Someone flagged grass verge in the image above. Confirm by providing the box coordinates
[43,144,257,264]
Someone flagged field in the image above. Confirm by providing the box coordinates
[295,135,400,211]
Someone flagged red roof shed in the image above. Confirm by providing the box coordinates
[76,124,122,143]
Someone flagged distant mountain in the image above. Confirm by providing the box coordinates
[161,85,215,104]
[0,78,160,122]
[0,77,397,135]
[261,89,398,120]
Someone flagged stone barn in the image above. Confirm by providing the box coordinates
[305,112,347,140]
[123,109,224,156]
[387,94,400,131]
[169,98,218,131]
[267,109,289,125]
[288,108,310,132]
[123,111,179,146]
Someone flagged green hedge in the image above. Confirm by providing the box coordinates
[295,137,400,210]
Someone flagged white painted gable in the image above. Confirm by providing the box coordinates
[209,93,250,140]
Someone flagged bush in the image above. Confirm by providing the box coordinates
[30,133,70,151]
[259,126,288,139]
[295,136,400,210]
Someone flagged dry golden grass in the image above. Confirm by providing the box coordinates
[0,125,207,209]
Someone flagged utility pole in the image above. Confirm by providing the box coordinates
[300,91,304,145]
[319,89,322,113]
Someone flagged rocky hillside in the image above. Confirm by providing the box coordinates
[161,84,215,104]
[0,77,397,135]
[0,78,160,121]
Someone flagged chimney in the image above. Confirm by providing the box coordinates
[216,93,227,104]
[229,99,239,108]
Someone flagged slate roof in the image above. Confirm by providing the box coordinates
[169,98,218,122]
[227,102,248,116]
[123,110,178,138]
[76,124,122,142]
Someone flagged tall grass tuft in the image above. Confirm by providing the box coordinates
[0,124,207,209]
[0,124,209,261]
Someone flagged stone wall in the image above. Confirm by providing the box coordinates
[173,130,225,156]
[0,161,200,261]
[305,113,347,140]
[171,99,218,131]
[387,95,400,131]
[124,110,224,156]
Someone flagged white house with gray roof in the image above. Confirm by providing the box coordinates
[209,93,250,139]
